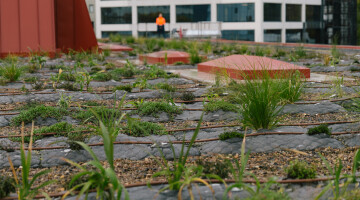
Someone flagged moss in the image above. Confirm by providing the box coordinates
[92,72,112,81]
[11,105,68,126]
[307,124,331,136]
[218,132,244,141]
[285,160,316,179]
[137,101,182,117]
[125,120,166,137]
[113,85,132,93]
[180,92,195,101]
[204,100,238,112]
[73,107,122,124]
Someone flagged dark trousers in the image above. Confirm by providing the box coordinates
[157,25,165,38]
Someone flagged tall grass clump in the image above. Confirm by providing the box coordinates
[0,62,22,82]
[231,68,304,130]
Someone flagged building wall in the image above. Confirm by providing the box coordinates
[95,0,322,43]
[85,0,96,31]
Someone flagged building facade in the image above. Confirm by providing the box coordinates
[85,0,96,30]
[95,0,323,43]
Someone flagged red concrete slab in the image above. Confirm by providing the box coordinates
[98,42,133,52]
[197,55,310,79]
[139,50,190,65]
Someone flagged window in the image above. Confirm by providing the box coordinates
[306,5,321,22]
[264,3,281,22]
[286,4,301,22]
[221,30,254,41]
[286,29,302,43]
[102,31,132,38]
[101,7,132,24]
[138,6,170,23]
[264,30,281,42]
[89,4,94,13]
[176,5,210,22]
[217,3,255,22]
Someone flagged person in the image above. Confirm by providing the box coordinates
[156,13,166,38]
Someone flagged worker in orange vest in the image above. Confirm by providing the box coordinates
[156,13,166,38]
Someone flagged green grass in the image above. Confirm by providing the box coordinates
[285,160,317,179]
[137,101,182,117]
[180,92,196,101]
[307,124,331,136]
[113,85,132,92]
[0,175,16,198]
[0,62,22,82]
[154,83,176,92]
[92,72,113,81]
[204,100,238,112]
[73,107,122,125]
[11,105,68,126]
[218,131,244,141]
[125,119,166,137]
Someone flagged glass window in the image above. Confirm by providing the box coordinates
[138,6,170,23]
[286,29,302,43]
[306,5,321,22]
[89,4,94,13]
[264,3,281,22]
[176,5,210,22]
[264,30,281,42]
[217,3,255,22]
[286,4,301,22]
[101,7,132,24]
[102,31,132,38]
[221,30,254,41]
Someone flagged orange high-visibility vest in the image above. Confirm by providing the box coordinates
[156,17,166,26]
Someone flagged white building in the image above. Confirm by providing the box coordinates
[95,0,322,43]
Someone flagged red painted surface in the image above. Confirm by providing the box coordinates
[0,0,56,57]
[139,51,190,65]
[98,43,133,52]
[197,55,310,79]
[0,0,97,57]
[55,0,97,52]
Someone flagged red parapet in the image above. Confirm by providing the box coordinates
[0,0,97,57]
[139,50,190,65]
[197,55,310,79]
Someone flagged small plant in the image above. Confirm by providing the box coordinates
[196,159,230,179]
[285,160,317,179]
[11,105,68,126]
[273,48,286,58]
[180,92,196,101]
[0,62,22,82]
[174,61,185,65]
[0,175,16,198]
[332,75,345,98]
[324,55,331,66]
[125,117,166,136]
[73,107,122,125]
[92,71,112,81]
[62,105,129,200]
[218,131,244,141]
[189,49,202,65]
[137,101,182,118]
[9,122,55,199]
[133,77,148,92]
[113,84,132,92]
[155,82,176,92]
[254,46,265,56]
[307,124,331,136]
[57,93,72,109]
[204,100,238,112]
[294,45,307,58]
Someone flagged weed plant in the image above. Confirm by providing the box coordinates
[0,175,16,198]
[73,107,122,125]
[180,92,196,101]
[285,160,317,179]
[125,118,166,136]
[294,46,307,58]
[137,101,182,117]
[92,72,113,81]
[0,62,22,82]
[307,124,331,136]
[9,122,55,199]
[204,99,238,112]
[62,104,129,200]
[155,83,176,92]
[11,105,68,126]
[113,84,133,92]
[219,131,244,141]
[196,159,230,179]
